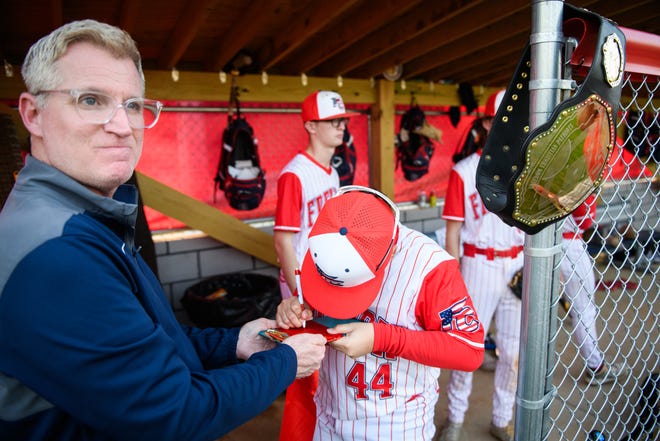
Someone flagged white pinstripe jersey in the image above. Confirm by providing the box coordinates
[562,213,580,235]
[562,197,596,236]
[443,153,524,249]
[275,152,340,266]
[314,226,461,437]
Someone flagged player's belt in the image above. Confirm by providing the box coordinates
[476,3,625,235]
[463,243,524,260]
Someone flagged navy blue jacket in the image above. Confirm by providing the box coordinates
[0,156,296,440]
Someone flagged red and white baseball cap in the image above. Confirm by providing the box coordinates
[300,185,400,319]
[301,90,359,123]
[484,89,506,118]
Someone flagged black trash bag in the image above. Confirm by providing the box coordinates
[182,273,280,328]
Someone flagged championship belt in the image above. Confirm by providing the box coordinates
[476,3,625,234]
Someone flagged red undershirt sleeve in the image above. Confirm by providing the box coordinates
[442,169,466,221]
[274,172,303,231]
[571,194,597,231]
[372,260,484,371]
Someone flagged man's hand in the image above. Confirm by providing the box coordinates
[276,297,313,329]
[328,322,374,358]
[236,318,277,360]
[282,333,326,378]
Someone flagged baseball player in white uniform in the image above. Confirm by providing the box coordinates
[275,152,339,298]
[276,186,484,441]
[560,196,627,385]
[439,90,524,441]
[274,90,358,441]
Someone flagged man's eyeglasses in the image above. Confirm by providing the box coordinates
[35,89,163,129]
[316,118,349,129]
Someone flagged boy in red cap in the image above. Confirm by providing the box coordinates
[274,90,358,441]
[277,185,484,440]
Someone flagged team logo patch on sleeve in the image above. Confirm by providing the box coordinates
[439,297,481,333]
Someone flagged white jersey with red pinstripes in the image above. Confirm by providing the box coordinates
[441,151,523,428]
[274,152,339,297]
[562,195,596,237]
[562,212,582,236]
[442,153,524,249]
[559,197,603,369]
[314,226,480,441]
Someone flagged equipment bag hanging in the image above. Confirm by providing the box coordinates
[214,85,266,210]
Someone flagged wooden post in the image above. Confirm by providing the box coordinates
[370,79,395,199]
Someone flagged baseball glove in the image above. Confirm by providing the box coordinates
[508,268,523,300]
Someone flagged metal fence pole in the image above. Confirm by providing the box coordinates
[515,1,565,440]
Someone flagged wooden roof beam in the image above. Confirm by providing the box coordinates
[420,34,527,83]
[281,0,423,74]
[117,0,141,34]
[609,3,659,34]
[206,0,282,72]
[313,0,480,77]
[349,0,529,80]
[157,0,217,70]
[403,16,530,80]
[47,0,63,30]
[459,62,520,86]
[261,0,361,70]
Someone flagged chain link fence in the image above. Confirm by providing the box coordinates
[547,73,659,440]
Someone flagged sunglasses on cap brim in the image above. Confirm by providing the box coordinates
[475,3,625,235]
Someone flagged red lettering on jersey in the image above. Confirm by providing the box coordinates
[357,310,376,323]
[306,189,338,227]
[323,188,335,201]
[306,199,317,228]
[469,192,488,219]
[371,363,393,399]
[345,362,393,401]
[357,311,395,360]
[346,362,369,400]
[344,310,396,401]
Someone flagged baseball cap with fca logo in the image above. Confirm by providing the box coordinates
[301,90,359,123]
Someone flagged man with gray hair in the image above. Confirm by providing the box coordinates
[0,19,325,440]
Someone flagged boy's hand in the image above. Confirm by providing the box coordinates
[328,322,374,358]
[276,297,313,329]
